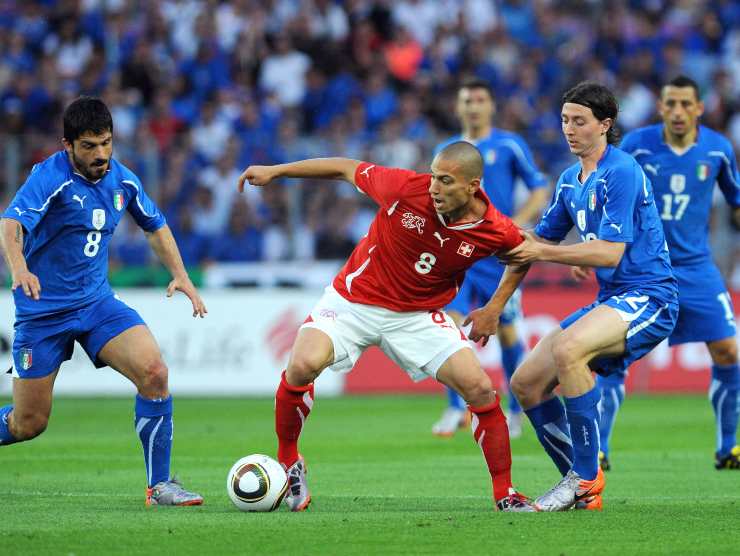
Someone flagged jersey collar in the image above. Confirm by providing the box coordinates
[64,152,111,185]
[435,188,495,230]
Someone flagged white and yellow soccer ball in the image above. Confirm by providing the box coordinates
[226,454,288,512]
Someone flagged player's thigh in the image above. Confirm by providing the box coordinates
[435,347,492,404]
[555,304,628,365]
[287,327,335,381]
[11,369,59,434]
[97,324,166,388]
[510,327,561,407]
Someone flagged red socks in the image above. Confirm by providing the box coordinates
[275,371,314,467]
[470,395,513,501]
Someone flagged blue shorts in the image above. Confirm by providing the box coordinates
[447,267,522,326]
[669,262,737,346]
[12,294,146,379]
[561,290,678,377]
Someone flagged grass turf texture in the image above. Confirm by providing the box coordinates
[1,394,736,555]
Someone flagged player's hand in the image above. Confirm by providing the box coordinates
[570,265,592,282]
[11,269,41,300]
[463,306,501,347]
[498,231,541,265]
[166,277,208,318]
[237,165,278,192]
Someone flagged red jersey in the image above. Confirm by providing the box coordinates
[332,162,523,312]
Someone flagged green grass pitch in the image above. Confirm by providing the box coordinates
[0,394,736,555]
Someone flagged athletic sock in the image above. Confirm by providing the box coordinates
[564,387,601,481]
[275,371,314,468]
[0,405,19,445]
[446,386,466,410]
[501,341,524,414]
[469,395,513,501]
[135,395,173,487]
[709,363,740,456]
[596,373,625,459]
[525,397,573,476]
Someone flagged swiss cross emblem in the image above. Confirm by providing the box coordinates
[457,241,475,257]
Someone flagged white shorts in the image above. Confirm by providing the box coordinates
[302,286,473,382]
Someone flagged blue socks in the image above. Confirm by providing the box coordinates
[596,373,625,459]
[446,386,466,410]
[709,364,739,456]
[0,405,19,445]
[501,341,524,414]
[135,395,173,487]
[564,387,601,480]
[525,397,573,476]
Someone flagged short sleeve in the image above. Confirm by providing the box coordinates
[534,181,573,241]
[598,162,641,243]
[714,141,740,208]
[619,131,638,156]
[354,162,416,209]
[509,135,547,190]
[495,218,524,253]
[122,175,167,232]
[1,165,67,233]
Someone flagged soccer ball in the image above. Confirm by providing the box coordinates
[226,454,288,512]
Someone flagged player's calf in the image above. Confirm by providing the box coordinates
[5,408,49,442]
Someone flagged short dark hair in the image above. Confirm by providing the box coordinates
[663,75,701,100]
[459,79,495,102]
[63,96,113,142]
[436,141,483,180]
[562,81,620,145]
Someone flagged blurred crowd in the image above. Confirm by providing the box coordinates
[0,0,738,276]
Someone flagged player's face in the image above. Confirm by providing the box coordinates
[561,103,610,157]
[456,87,494,130]
[63,130,113,181]
[429,157,479,216]
[659,86,704,138]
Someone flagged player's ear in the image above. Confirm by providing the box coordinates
[469,178,481,192]
[61,138,73,153]
[695,100,705,117]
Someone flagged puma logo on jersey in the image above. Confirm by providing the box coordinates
[433,232,450,247]
[610,223,622,233]
[360,165,375,178]
[401,212,425,234]
[644,164,660,176]
[72,194,87,208]
[14,207,25,216]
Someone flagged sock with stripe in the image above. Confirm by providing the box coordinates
[446,386,466,410]
[501,341,525,414]
[564,386,601,481]
[596,373,625,459]
[524,397,573,476]
[0,405,19,445]
[469,395,513,501]
[275,371,314,468]
[709,363,740,456]
[135,395,173,487]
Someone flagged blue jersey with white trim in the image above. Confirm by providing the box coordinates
[620,124,740,266]
[2,151,165,320]
[436,129,547,283]
[535,145,676,302]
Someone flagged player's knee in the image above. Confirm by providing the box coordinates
[286,353,324,386]
[510,369,538,408]
[457,372,493,406]
[12,412,49,441]
[709,340,738,366]
[138,359,169,396]
[551,336,583,372]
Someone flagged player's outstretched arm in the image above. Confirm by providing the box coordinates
[499,232,624,268]
[145,224,207,318]
[0,217,40,300]
[237,158,362,192]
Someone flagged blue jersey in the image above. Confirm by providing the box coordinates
[436,129,547,283]
[3,151,165,320]
[620,124,740,266]
[535,145,676,302]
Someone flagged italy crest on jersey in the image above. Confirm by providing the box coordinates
[696,162,709,181]
[588,190,596,211]
[113,190,124,211]
[21,348,32,370]
[92,208,106,230]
